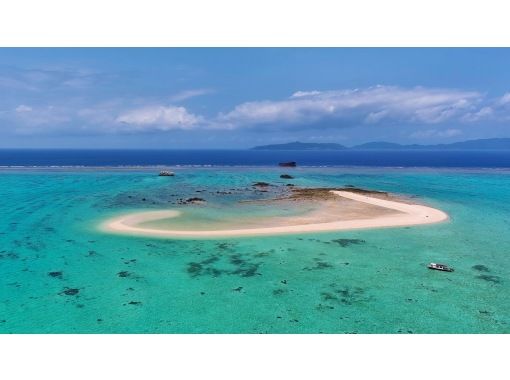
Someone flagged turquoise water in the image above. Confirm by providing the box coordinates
[0,167,509,333]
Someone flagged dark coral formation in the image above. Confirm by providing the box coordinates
[186,251,261,278]
[331,238,366,247]
[186,197,206,203]
[252,182,271,187]
[0,251,19,260]
[177,197,206,205]
[476,275,501,284]
[303,258,333,271]
[288,187,387,201]
[472,264,490,272]
[48,271,63,279]
[320,284,369,306]
[60,288,79,296]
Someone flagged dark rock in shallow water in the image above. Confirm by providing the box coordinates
[331,238,366,247]
[476,274,501,284]
[60,288,79,296]
[117,271,131,278]
[186,197,205,202]
[187,262,203,276]
[217,242,234,250]
[472,264,490,272]
[48,271,63,279]
[178,197,206,205]
[232,264,260,277]
[280,174,294,179]
[320,284,368,306]
[304,259,333,271]
[128,301,142,305]
[252,182,270,187]
[0,252,19,260]
[186,252,261,278]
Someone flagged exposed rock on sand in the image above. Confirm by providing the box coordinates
[177,197,206,205]
[252,182,271,187]
[288,187,387,201]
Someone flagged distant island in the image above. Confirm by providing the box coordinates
[252,141,347,150]
[252,138,510,151]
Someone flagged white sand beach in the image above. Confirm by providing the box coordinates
[102,190,448,238]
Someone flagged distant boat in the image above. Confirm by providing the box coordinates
[427,263,454,272]
[278,161,297,167]
[158,171,175,176]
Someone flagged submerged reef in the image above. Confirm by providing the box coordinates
[252,182,271,187]
[320,284,370,306]
[60,288,79,296]
[186,250,262,278]
[476,275,501,284]
[48,271,63,279]
[303,258,334,271]
[331,238,366,247]
[472,264,490,272]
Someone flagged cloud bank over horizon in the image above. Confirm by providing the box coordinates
[3,82,509,133]
[0,48,509,148]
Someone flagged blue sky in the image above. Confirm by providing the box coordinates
[0,48,509,148]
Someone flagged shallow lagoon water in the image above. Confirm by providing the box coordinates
[0,167,509,333]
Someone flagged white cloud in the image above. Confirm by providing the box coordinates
[4,84,510,138]
[462,106,494,122]
[496,93,510,106]
[291,90,322,98]
[410,128,462,139]
[115,105,200,130]
[10,105,73,132]
[0,76,39,91]
[462,93,510,122]
[169,89,213,102]
[218,86,482,128]
[15,104,32,113]
[365,110,389,123]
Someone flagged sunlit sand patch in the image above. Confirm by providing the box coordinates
[101,190,448,238]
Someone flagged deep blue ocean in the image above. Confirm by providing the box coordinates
[1,149,510,167]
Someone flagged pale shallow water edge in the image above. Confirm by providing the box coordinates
[0,167,508,333]
[102,190,448,238]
